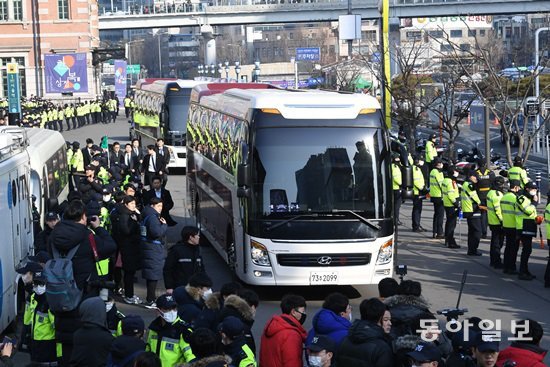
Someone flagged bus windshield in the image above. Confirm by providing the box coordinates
[250,126,392,240]
[166,90,191,133]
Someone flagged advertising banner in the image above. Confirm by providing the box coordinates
[44,53,88,93]
[6,63,21,114]
[114,60,128,105]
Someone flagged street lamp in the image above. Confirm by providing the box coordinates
[218,63,223,77]
[235,61,241,83]
[535,27,549,175]
[198,64,203,79]
[210,64,216,76]
[224,61,230,79]
[253,61,261,82]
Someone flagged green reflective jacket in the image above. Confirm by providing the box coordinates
[515,194,536,230]
[442,177,459,208]
[486,189,504,225]
[429,169,444,198]
[461,182,480,213]
[500,192,518,229]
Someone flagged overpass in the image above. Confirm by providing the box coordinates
[98,0,550,30]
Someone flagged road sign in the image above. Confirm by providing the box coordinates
[6,63,21,115]
[525,97,539,116]
[296,47,320,61]
[126,64,141,74]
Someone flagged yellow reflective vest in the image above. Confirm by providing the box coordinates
[147,317,195,367]
[425,140,438,163]
[429,168,444,198]
[391,163,402,190]
[412,165,425,195]
[486,189,504,225]
[442,177,459,208]
[500,192,517,229]
[515,194,536,231]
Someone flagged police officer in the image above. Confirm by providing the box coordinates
[487,176,505,268]
[219,316,257,367]
[124,95,132,119]
[502,180,521,275]
[544,193,550,288]
[429,157,445,239]
[475,159,495,238]
[515,181,538,280]
[425,133,438,172]
[462,171,482,256]
[147,294,195,365]
[442,166,460,249]
[392,153,403,226]
[508,156,530,189]
[412,155,426,232]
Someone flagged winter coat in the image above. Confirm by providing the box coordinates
[218,295,256,353]
[259,314,307,367]
[70,297,115,367]
[0,357,13,367]
[183,355,232,367]
[194,292,223,331]
[114,205,142,272]
[383,294,434,339]
[140,206,167,280]
[174,285,205,325]
[496,343,548,367]
[336,319,394,367]
[34,225,53,253]
[163,241,205,290]
[49,220,117,291]
[306,308,352,347]
[109,335,147,367]
[78,177,103,204]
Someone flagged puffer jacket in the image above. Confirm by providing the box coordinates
[182,355,232,367]
[259,314,307,367]
[140,206,167,280]
[496,343,548,367]
[336,319,394,367]
[306,308,352,347]
[174,285,205,325]
[218,295,256,353]
[194,292,223,331]
[383,294,434,338]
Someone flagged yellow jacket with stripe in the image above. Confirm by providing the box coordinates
[147,317,195,367]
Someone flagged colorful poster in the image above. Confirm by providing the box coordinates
[44,53,88,93]
[114,60,127,105]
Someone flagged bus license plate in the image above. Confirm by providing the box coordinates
[310,272,338,285]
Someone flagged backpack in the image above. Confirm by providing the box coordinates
[44,242,83,312]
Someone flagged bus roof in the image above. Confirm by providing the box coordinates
[190,83,277,104]
[200,88,381,120]
[135,78,177,89]
[138,79,203,95]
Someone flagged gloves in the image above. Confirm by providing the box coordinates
[536,215,544,225]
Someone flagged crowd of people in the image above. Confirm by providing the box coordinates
[0,95,135,129]
[390,131,550,287]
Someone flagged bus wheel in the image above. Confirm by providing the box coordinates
[226,230,237,273]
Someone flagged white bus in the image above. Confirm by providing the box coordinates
[0,127,33,332]
[186,84,394,286]
[26,128,69,227]
[132,79,202,170]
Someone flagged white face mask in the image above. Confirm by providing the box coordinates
[103,195,111,202]
[348,312,353,322]
[162,310,178,324]
[105,302,114,312]
[202,288,213,300]
[529,190,537,197]
[33,285,46,295]
[453,172,459,178]
[418,161,424,167]
[308,356,323,367]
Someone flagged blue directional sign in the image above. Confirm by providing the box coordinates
[7,63,21,115]
[296,47,320,61]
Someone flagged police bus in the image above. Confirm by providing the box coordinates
[0,127,34,332]
[132,79,202,170]
[26,128,69,226]
[186,84,394,286]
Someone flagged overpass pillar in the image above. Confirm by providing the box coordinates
[201,25,217,66]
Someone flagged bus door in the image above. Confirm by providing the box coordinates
[9,170,22,268]
[19,172,32,257]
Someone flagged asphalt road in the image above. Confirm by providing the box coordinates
[13,115,550,364]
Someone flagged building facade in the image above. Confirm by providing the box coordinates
[0,0,100,98]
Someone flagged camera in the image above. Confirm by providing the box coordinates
[436,307,468,321]
[396,264,407,276]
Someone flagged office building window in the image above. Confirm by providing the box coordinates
[0,0,7,21]
[450,30,463,38]
[13,0,22,20]
[1,57,27,98]
[440,44,453,52]
[460,44,471,52]
[429,30,443,38]
[479,29,486,37]
[58,0,69,19]
[468,30,476,37]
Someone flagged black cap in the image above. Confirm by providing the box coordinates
[407,342,442,362]
[474,332,499,352]
[33,270,46,282]
[430,133,437,140]
[86,201,101,217]
[85,164,95,171]
[525,181,537,190]
[91,144,100,152]
[189,272,213,288]
[102,188,111,195]
[121,314,145,336]
[509,179,521,189]
[433,157,442,165]
[29,251,51,263]
[307,335,337,353]
[156,294,177,310]
[452,329,477,350]
[45,212,59,221]
[16,262,43,274]
[218,316,245,339]
[86,138,94,144]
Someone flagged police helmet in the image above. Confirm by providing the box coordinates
[447,165,457,176]
[513,156,523,166]
[493,176,505,190]
[430,133,437,140]
[433,157,443,165]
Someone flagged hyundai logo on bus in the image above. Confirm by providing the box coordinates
[317,256,333,265]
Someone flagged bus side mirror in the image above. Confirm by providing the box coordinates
[237,164,250,187]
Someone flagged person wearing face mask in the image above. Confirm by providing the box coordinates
[146,294,195,366]
[260,294,307,367]
[442,166,461,249]
[337,298,394,367]
[501,180,522,275]
[306,293,352,348]
[99,188,114,232]
[486,177,506,269]
[429,158,445,239]
[108,314,147,367]
[218,316,257,367]
[22,271,57,365]
[105,296,125,336]
[462,172,483,256]
[412,155,427,232]
[218,288,259,354]
[173,272,213,325]
[307,335,337,367]
[515,181,539,281]
[406,342,442,367]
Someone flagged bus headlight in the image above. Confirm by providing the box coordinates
[376,239,393,265]
[250,240,271,266]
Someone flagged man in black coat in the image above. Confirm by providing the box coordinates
[142,145,166,188]
[33,211,59,253]
[109,315,147,366]
[48,200,117,366]
[82,138,94,168]
[70,297,115,367]
[143,176,177,226]
[109,141,124,167]
[164,226,203,293]
[337,298,394,367]
[78,165,103,204]
[122,143,140,175]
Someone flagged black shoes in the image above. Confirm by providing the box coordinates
[503,269,518,275]
[447,244,461,249]
[419,226,427,232]
[412,228,422,233]
[435,235,445,239]
[491,263,504,269]
[518,273,536,281]
[467,251,482,256]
